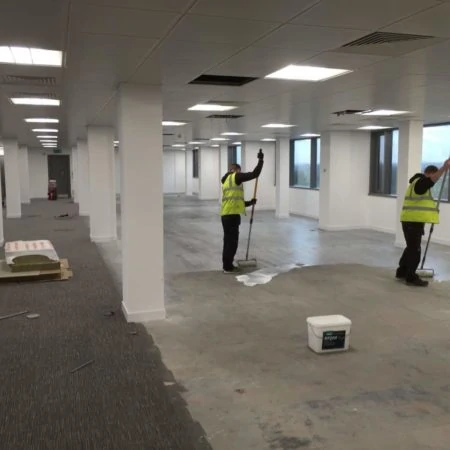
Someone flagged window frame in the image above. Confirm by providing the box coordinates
[192,149,199,179]
[289,137,321,190]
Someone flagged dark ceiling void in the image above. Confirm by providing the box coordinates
[342,31,435,47]
[332,109,366,116]
[206,114,244,119]
[189,74,258,87]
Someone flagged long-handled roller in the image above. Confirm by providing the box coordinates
[416,170,448,278]
[237,176,259,269]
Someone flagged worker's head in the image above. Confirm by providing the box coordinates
[230,163,241,173]
[424,165,438,178]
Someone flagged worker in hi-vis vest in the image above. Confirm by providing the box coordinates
[396,159,450,286]
[220,150,264,273]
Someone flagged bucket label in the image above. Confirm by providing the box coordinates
[322,330,346,350]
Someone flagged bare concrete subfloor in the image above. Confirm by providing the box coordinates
[98,195,450,450]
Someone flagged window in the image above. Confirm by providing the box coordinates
[422,124,450,201]
[290,138,320,189]
[369,129,399,195]
[192,149,199,178]
[228,145,241,166]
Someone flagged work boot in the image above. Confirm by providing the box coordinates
[406,277,429,287]
[223,265,241,274]
[395,268,406,279]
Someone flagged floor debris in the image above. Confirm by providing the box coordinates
[70,359,95,374]
[0,310,29,321]
[26,313,40,319]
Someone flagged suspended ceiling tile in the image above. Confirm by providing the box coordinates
[291,0,441,30]
[257,24,367,51]
[168,15,279,45]
[383,3,450,38]
[303,52,389,71]
[190,0,319,23]
[81,5,179,38]
[83,0,193,12]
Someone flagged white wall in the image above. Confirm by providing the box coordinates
[192,178,199,194]
[29,150,49,199]
[290,189,320,219]
[199,148,220,200]
[242,142,276,210]
[115,148,120,196]
[163,150,186,194]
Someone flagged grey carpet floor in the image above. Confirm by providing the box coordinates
[0,200,211,450]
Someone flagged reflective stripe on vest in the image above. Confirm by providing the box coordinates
[400,178,439,224]
[221,173,245,216]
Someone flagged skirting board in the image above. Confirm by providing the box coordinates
[121,302,166,323]
[91,235,117,244]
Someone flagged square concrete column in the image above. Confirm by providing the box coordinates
[0,163,3,246]
[118,83,165,322]
[77,140,90,216]
[395,120,423,245]
[275,138,290,218]
[185,149,193,196]
[199,147,220,200]
[19,145,30,204]
[3,139,21,218]
[319,131,370,230]
[71,145,79,203]
[218,144,228,205]
[87,126,117,243]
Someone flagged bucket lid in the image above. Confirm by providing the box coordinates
[307,315,351,327]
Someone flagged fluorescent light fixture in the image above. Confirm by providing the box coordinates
[211,144,220,147]
[211,137,229,141]
[358,125,391,130]
[114,140,119,145]
[265,64,352,82]
[172,144,186,148]
[37,135,58,139]
[221,132,244,136]
[43,145,57,148]
[25,118,59,123]
[232,141,242,145]
[0,146,4,156]
[301,133,320,137]
[0,46,62,66]
[262,123,294,128]
[33,128,58,132]
[261,138,276,141]
[11,97,60,106]
[358,109,410,116]
[10,47,32,65]
[188,104,237,112]
[189,141,204,145]
[40,140,58,143]
[162,121,186,126]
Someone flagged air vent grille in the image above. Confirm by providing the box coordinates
[343,31,434,47]
[190,74,258,87]
[12,92,58,99]
[1,75,57,86]
[206,114,244,119]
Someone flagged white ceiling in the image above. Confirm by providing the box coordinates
[0,0,450,149]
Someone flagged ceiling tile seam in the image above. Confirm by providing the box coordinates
[379,2,447,31]
[76,30,176,40]
[90,0,200,123]
[85,2,192,14]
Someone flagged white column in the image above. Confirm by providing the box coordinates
[18,145,30,204]
[71,145,79,203]
[0,162,4,246]
[77,140,90,216]
[87,126,117,243]
[275,138,290,218]
[3,139,21,218]
[395,120,423,245]
[185,149,193,196]
[219,144,228,205]
[118,83,165,322]
[319,131,370,230]
[198,147,220,200]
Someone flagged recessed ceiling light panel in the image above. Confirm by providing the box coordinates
[25,118,59,123]
[11,97,60,106]
[261,138,277,141]
[32,128,58,132]
[358,125,391,130]
[265,64,352,82]
[211,137,229,141]
[162,121,186,126]
[221,132,245,136]
[0,46,62,67]
[301,133,320,137]
[262,123,295,128]
[358,109,410,116]
[189,104,237,112]
[232,141,242,145]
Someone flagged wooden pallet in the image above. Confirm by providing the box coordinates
[0,259,73,283]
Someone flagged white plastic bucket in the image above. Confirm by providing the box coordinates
[306,315,352,354]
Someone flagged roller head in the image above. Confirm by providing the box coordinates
[237,259,258,268]
[416,269,434,278]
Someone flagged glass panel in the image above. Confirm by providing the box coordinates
[193,149,199,178]
[236,145,242,165]
[422,125,450,201]
[292,139,311,187]
[377,134,386,192]
[316,138,321,188]
[390,130,399,195]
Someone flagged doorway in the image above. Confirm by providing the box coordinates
[48,155,71,198]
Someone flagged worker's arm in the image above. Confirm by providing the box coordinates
[221,172,230,184]
[244,199,257,207]
[414,159,450,194]
[235,150,264,185]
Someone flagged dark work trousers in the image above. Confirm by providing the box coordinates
[221,214,241,270]
[397,222,425,281]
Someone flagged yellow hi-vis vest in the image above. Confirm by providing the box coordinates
[221,173,245,216]
[400,178,439,224]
